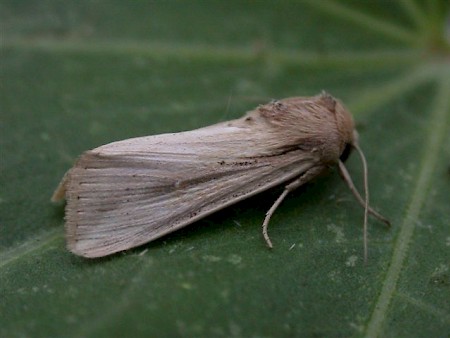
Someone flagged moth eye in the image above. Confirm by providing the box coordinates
[340,143,352,162]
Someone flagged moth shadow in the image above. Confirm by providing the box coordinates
[131,172,341,254]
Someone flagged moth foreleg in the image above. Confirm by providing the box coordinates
[262,166,326,248]
[338,160,390,226]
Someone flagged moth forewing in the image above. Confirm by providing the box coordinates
[53,92,388,258]
[58,127,321,257]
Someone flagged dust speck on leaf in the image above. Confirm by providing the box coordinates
[227,254,242,265]
[345,255,358,267]
[202,255,222,262]
[327,224,346,243]
[430,264,450,286]
[180,282,193,290]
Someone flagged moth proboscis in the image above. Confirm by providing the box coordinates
[52,92,390,261]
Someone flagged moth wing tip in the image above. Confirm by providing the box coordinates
[66,233,122,258]
[67,241,106,258]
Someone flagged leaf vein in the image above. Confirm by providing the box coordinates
[365,73,450,337]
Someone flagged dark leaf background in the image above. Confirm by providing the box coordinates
[1,1,449,337]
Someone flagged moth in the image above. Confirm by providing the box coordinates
[52,92,389,259]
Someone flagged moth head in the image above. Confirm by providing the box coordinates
[325,93,357,162]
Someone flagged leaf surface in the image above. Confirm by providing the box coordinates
[1,1,449,337]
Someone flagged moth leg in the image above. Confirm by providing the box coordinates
[262,166,326,248]
[338,161,390,226]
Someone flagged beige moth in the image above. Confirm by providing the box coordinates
[52,92,389,259]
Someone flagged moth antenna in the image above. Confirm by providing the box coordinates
[354,144,369,264]
[338,147,369,264]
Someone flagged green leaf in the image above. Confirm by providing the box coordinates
[1,1,449,337]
